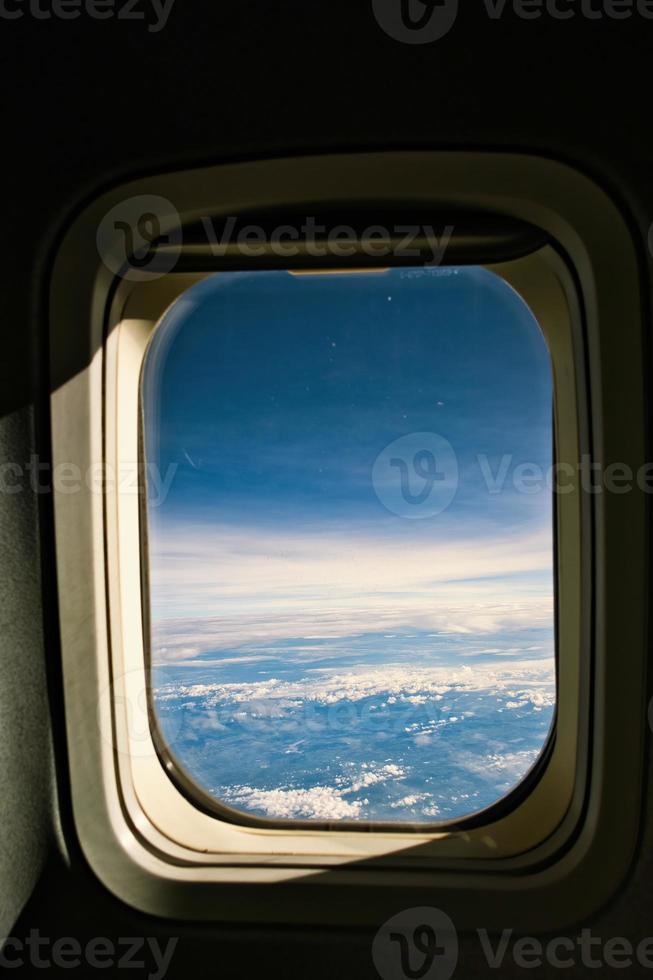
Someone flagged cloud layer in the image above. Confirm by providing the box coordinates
[149,522,553,661]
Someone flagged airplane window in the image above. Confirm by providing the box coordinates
[141,266,555,826]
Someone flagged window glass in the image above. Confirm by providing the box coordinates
[142,266,555,825]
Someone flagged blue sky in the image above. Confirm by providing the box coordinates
[142,266,554,659]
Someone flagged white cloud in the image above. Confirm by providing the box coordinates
[156,659,555,710]
[219,761,412,820]
[147,521,553,660]
[219,785,364,820]
[337,763,405,794]
[504,688,555,710]
[390,794,429,809]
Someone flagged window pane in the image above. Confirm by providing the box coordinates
[142,266,555,825]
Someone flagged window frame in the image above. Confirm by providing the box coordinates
[136,257,563,837]
[49,152,646,929]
